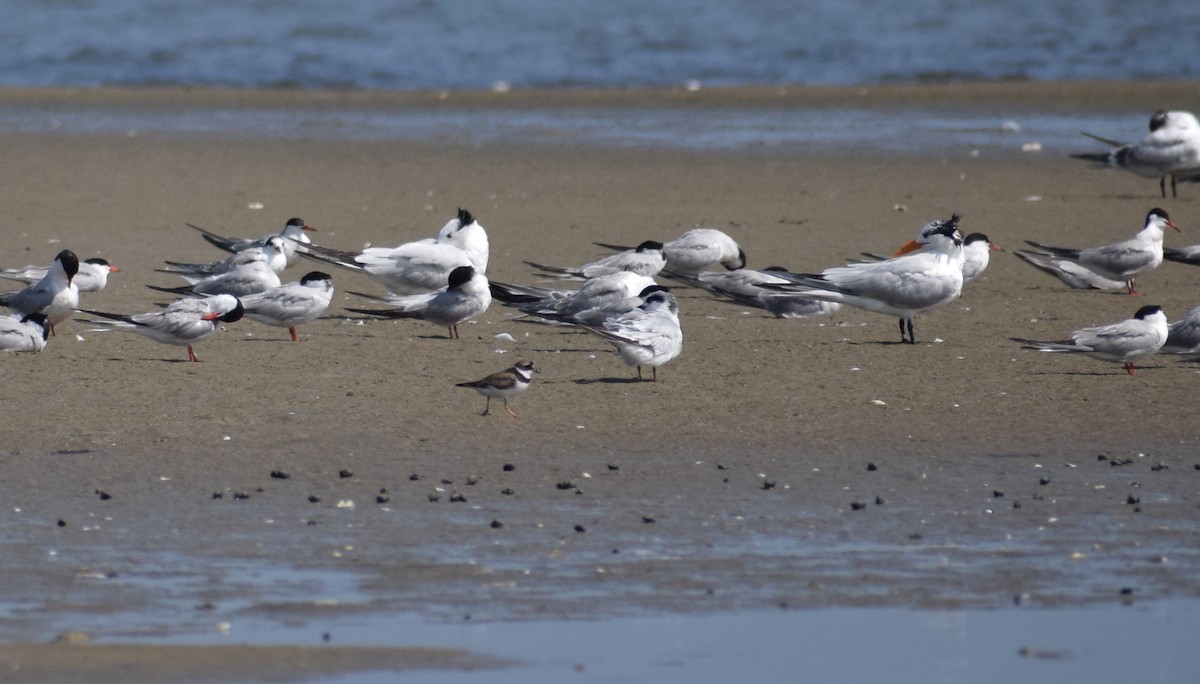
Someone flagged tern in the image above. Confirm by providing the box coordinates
[1011,305,1168,376]
[160,236,289,277]
[188,217,317,267]
[1072,110,1200,198]
[490,271,658,322]
[525,240,666,279]
[1,257,119,293]
[301,208,487,294]
[77,294,244,362]
[1022,208,1179,295]
[0,249,80,335]
[766,215,966,343]
[240,271,334,341]
[0,313,50,353]
[564,285,683,382]
[596,227,746,274]
[345,265,491,339]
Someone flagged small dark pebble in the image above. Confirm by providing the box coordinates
[306,520,317,526]
[212,492,223,500]
[1150,463,1168,472]
[233,492,250,500]
[874,496,885,505]
[490,519,504,529]
[376,495,390,504]
[255,487,264,493]
[502,463,515,472]
[466,476,479,486]
[1126,495,1140,505]
[322,633,331,642]
[1097,454,1107,461]
[993,490,1004,498]
[608,464,620,471]
[450,492,467,503]
[308,495,320,503]
[1039,477,1051,485]
[1194,463,1200,470]
[428,494,440,503]
[501,488,515,496]
[338,469,354,479]
[379,488,388,494]
[409,473,421,481]
[556,481,576,490]
[642,515,656,524]
[270,470,291,480]
[1120,587,1134,596]
[850,501,866,511]
[761,480,776,490]
[441,479,453,485]
[95,490,112,501]
[57,519,66,527]
[574,525,586,533]
[866,463,877,471]
[1013,501,1022,509]
[722,477,730,483]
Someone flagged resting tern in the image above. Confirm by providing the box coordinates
[1,257,119,293]
[597,227,746,274]
[767,215,966,344]
[240,271,334,342]
[525,240,666,279]
[0,249,80,335]
[1160,304,1200,355]
[456,360,536,418]
[160,236,288,277]
[1022,208,1179,295]
[1072,110,1200,198]
[1162,243,1200,268]
[0,313,50,353]
[565,285,683,382]
[301,208,488,294]
[490,271,658,322]
[667,267,842,319]
[345,265,491,339]
[150,250,281,298]
[78,294,244,362]
[188,217,317,267]
[1012,250,1127,291]
[1011,304,1168,376]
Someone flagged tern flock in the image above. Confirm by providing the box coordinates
[4,109,1200,412]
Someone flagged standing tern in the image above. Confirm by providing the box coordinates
[1072,110,1200,198]
[188,218,317,267]
[1022,208,1179,295]
[564,285,683,382]
[77,294,244,362]
[0,313,50,353]
[301,208,487,294]
[766,215,966,344]
[596,227,746,274]
[1,257,119,293]
[0,249,80,335]
[345,265,491,339]
[456,360,536,418]
[1011,305,1168,376]
[240,271,334,342]
[525,241,666,279]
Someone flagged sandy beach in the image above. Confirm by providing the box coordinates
[2,81,1200,681]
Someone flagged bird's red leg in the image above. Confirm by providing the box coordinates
[1125,362,1136,376]
[187,345,199,362]
[289,326,299,342]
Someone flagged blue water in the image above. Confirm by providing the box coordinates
[3,0,1199,90]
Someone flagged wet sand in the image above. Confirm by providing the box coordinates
[1,81,1200,681]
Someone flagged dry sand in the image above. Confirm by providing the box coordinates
[1,82,1199,681]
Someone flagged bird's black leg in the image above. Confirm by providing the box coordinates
[904,318,915,344]
[1160,176,1168,198]
[898,318,906,343]
[1171,175,1178,199]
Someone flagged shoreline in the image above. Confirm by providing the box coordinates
[1,82,1199,681]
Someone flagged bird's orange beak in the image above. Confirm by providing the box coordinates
[1167,219,1181,232]
[892,239,923,257]
[202,312,221,321]
[304,224,318,232]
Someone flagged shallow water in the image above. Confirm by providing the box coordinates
[0,97,1154,156]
